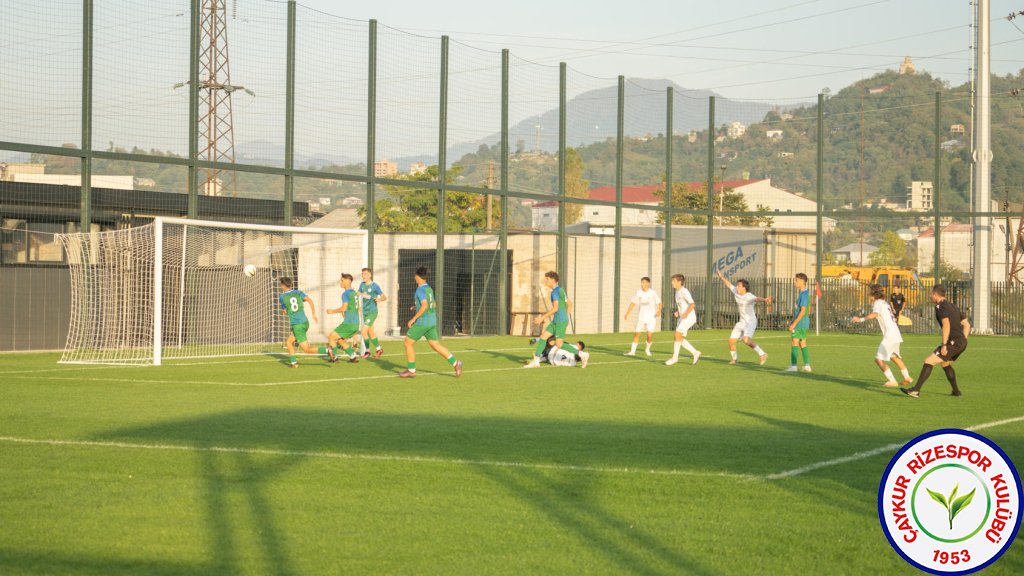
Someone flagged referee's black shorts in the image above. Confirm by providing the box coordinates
[933,338,967,362]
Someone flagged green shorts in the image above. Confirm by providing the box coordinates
[791,327,809,340]
[406,324,439,342]
[544,321,568,340]
[290,322,310,344]
[333,323,360,339]
[362,312,378,327]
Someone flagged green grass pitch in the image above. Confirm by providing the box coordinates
[0,330,1021,575]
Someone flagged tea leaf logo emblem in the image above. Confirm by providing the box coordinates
[927,484,977,530]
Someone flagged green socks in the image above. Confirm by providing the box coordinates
[345,347,354,358]
[561,342,578,355]
[801,346,810,365]
[534,338,547,356]
[371,338,380,349]
[289,355,297,365]
[790,346,799,365]
[407,362,416,372]
[446,354,458,366]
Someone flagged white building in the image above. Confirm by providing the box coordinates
[408,162,427,176]
[918,206,1023,280]
[727,122,746,139]
[531,179,834,233]
[12,173,134,190]
[832,243,878,266]
[907,181,933,211]
[766,130,784,141]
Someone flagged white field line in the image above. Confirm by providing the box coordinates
[0,436,753,480]
[762,415,1024,480]
[2,417,1021,482]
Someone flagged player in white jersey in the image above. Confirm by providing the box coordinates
[535,336,586,367]
[623,277,662,356]
[852,284,913,387]
[716,269,771,365]
[665,274,701,366]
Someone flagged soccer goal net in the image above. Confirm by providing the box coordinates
[59,217,367,365]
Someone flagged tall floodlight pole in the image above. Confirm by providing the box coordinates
[972,0,992,333]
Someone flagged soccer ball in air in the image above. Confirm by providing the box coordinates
[243,264,257,277]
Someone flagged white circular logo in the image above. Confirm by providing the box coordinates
[879,429,1022,575]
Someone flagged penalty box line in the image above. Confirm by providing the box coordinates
[763,414,1024,480]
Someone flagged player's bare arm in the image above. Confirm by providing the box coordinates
[534,298,557,325]
[789,305,807,332]
[305,297,318,323]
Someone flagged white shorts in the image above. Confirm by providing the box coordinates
[635,314,657,333]
[675,314,697,336]
[730,320,757,340]
[876,339,903,361]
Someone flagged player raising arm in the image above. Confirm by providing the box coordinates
[278,277,322,368]
[852,284,912,387]
[716,269,770,365]
[399,267,462,378]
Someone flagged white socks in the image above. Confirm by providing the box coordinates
[731,350,738,361]
[682,340,698,356]
[672,341,681,360]
[753,346,765,356]
[884,369,896,382]
[900,368,911,379]
[629,342,638,353]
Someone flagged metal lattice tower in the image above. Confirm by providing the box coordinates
[197,0,245,197]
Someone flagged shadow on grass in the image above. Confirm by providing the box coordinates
[81,408,932,575]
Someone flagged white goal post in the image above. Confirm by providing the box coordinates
[59,217,368,365]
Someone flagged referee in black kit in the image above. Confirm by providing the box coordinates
[901,285,971,398]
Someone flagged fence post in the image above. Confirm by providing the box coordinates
[933,91,942,282]
[283,0,296,225]
[436,36,449,335]
[663,87,674,328]
[704,96,716,328]
[81,0,93,231]
[816,93,824,335]
[187,0,199,218]
[613,75,625,333]
[557,63,567,285]
[366,20,377,268]
[499,49,509,336]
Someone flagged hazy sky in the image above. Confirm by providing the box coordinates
[2,0,1022,162]
[304,0,1024,99]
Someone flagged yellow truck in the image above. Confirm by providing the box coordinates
[820,265,933,324]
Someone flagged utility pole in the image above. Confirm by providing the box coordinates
[972,0,992,332]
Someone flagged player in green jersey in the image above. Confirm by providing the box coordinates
[525,271,588,369]
[357,267,387,359]
[278,277,321,368]
[320,273,361,364]
[398,267,462,378]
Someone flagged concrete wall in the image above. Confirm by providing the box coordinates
[0,266,71,351]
